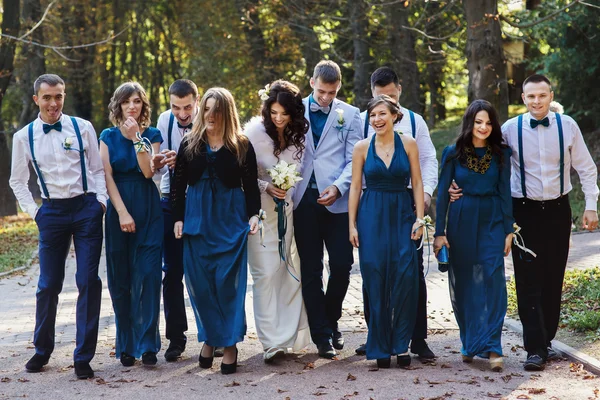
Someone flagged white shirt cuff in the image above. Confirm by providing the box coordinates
[585,199,598,212]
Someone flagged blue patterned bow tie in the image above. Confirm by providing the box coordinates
[530,117,550,129]
[43,121,62,134]
[309,102,330,114]
[177,122,193,130]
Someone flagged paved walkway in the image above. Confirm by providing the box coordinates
[0,231,599,399]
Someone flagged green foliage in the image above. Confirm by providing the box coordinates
[508,267,600,342]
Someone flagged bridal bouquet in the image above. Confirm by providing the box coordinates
[266,160,303,191]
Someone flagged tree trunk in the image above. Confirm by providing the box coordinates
[463,0,508,122]
[349,0,374,111]
[18,0,46,128]
[386,2,422,113]
[0,0,20,216]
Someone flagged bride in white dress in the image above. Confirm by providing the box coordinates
[245,80,311,363]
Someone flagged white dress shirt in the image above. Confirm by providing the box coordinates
[9,113,108,219]
[502,112,599,211]
[360,107,439,196]
[156,109,192,195]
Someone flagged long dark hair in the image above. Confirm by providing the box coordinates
[451,99,506,167]
[261,80,308,161]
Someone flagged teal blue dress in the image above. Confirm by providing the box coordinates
[182,147,250,347]
[357,133,418,360]
[100,127,163,359]
[435,145,513,358]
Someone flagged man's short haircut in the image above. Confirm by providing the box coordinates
[523,74,552,91]
[313,60,342,84]
[370,67,399,89]
[168,79,198,99]
[34,74,65,95]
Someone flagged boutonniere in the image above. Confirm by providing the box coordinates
[258,84,270,101]
[63,137,73,151]
[395,130,403,136]
[335,108,345,130]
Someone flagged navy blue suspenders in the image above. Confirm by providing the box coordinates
[517,112,564,199]
[28,117,88,199]
[363,109,417,139]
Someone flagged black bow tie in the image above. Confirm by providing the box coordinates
[177,122,193,130]
[43,121,62,134]
[530,117,550,129]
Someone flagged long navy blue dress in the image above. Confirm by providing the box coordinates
[357,133,418,360]
[436,145,513,358]
[100,127,163,359]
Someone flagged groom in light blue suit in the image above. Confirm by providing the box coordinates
[292,60,363,359]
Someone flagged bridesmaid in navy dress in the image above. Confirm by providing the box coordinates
[348,95,425,369]
[434,99,514,372]
[99,82,163,366]
[171,88,261,375]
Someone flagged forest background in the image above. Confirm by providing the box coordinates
[1,0,599,219]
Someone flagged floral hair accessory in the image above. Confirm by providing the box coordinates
[258,84,271,101]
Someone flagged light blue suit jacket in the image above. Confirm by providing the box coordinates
[293,97,363,214]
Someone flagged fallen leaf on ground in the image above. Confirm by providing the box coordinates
[487,393,502,398]
[528,388,546,394]
[224,381,240,387]
[277,388,287,393]
[440,363,451,369]
[414,377,420,384]
[304,362,315,370]
[343,391,359,398]
[1,377,11,383]
[94,378,107,385]
[516,395,531,399]
[312,391,327,396]
[347,373,356,381]
[501,375,512,383]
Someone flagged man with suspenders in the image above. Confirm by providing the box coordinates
[153,79,199,362]
[356,67,439,359]
[9,74,107,379]
[502,74,598,370]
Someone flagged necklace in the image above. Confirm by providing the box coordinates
[465,145,492,174]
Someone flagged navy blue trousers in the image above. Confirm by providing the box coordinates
[293,188,354,345]
[161,198,188,347]
[34,194,103,362]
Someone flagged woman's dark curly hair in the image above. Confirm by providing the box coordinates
[261,80,308,161]
[450,99,507,167]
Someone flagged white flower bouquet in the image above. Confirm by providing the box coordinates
[267,160,303,191]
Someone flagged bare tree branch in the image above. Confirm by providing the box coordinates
[18,0,57,40]
[0,25,130,51]
[401,24,462,41]
[580,0,600,9]
[499,0,580,29]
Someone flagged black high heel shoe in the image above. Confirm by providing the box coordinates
[376,357,391,369]
[199,344,214,369]
[221,347,238,375]
[397,354,411,367]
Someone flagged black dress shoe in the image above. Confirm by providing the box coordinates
[214,347,225,358]
[25,353,50,372]
[164,343,185,362]
[410,339,436,359]
[74,361,94,379]
[376,357,391,368]
[332,331,344,350]
[523,354,545,371]
[120,353,135,367]
[317,342,336,359]
[397,354,411,367]
[355,343,366,356]
[221,348,238,375]
[142,352,157,366]
[199,344,214,369]
[547,347,560,361]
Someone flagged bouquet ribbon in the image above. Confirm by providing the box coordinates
[513,224,537,258]
[413,218,433,277]
[274,197,299,282]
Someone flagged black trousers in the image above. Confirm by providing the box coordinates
[294,188,354,345]
[511,196,571,359]
[362,189,428,342]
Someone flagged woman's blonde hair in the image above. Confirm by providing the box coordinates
[185,87,248,164]
[108,82,152,130]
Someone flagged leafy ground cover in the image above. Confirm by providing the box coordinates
[0,213,38,274]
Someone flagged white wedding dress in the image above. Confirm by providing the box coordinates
[244,117,311,352]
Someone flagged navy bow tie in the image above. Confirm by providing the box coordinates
[177,122,193,130]
[43,121,62,134]
[530,117,550,129]
[309,102,330,114]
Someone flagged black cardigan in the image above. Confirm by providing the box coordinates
[171,138,261,222]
